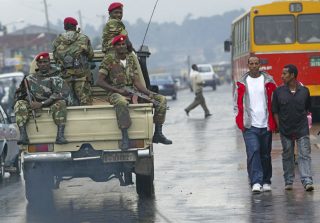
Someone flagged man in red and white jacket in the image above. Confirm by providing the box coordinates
[234,56,277,193]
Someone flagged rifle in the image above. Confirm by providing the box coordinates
[23,79,39,132]
[123,86,169,110]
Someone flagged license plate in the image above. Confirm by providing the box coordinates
[103,152,136,163]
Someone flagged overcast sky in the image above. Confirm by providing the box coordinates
[1,0,272,31]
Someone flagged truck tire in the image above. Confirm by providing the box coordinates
[23,163,54,204]
[0,154,5,181]
[212,82,217,91]
[11,155,21,176]
[136,161,154,197]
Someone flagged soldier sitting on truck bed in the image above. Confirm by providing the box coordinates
[14,52,69,145]
[96,34,172,150]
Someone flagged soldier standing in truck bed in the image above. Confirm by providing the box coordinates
[102,2,134,54]
[52,17,94,106]
[96,34,172,150]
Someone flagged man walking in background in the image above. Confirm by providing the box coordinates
[234,56,277,193]
[272,64,314,191]
[184,64,212,118]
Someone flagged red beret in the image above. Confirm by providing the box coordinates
[108,2,123,12]
[35,52,50,61]
[111,34,127,45]
[64,17,78,26]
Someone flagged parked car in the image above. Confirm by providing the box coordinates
[189,64,217,91]
[0,72,25,115]
[150,73,177,100]
[0,105,21,179]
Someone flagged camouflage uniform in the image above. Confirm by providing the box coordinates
[14,69,67,127]
[102,18,128,53]
[52,30,94,105]
[99,53,167,129]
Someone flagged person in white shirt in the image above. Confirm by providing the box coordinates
[234,56,277,193]
[184,64,212,118]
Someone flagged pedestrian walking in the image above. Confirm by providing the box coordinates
[272,64,314,191]
[184,64,212,118]
[234,56,277,193]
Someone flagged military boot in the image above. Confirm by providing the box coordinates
[152,124,172,145]
[18,126,29,145]
[120,128,130,150]
[55,125,68,144]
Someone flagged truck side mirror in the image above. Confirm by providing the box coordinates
[224,40,232,52]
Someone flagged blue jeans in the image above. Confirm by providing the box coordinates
[280,134,313,186]
[243,127,272,186]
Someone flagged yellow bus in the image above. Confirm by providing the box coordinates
[225,0,320,111]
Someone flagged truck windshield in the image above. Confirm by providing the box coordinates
[254,15,295,44]
[298,14,320,43]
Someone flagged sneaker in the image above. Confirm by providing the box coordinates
[285,184,293,190]
[305,184,314,192]
[262,184,272,192]
[252,183,262,193]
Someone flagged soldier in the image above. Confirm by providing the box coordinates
[184,64,212,118]
[96,34,172,150]
[14,52,68,145]
[102,2,133,53]
[52,17,94,105]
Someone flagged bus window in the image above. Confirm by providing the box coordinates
[298,14,320,43]
[254,15,295,45]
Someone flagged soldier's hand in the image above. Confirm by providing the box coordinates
[30,101,42,110]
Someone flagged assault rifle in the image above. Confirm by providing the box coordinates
[123,86,169,110]
[23,79,39,132]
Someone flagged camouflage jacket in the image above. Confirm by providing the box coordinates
[102,18,128,52]
[99,53,139,91]
[15,68,69,104]
[52,31,94,70]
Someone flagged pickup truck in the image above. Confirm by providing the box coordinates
[22,48,155,203]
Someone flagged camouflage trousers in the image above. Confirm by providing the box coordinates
[185,91,210,115]
[109,93,167,129]
[14,100,67,127]
[64,76,92,106]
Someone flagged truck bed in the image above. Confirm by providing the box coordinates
[25,104,154,152]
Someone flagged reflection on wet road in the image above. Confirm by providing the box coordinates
[1,84,320,222]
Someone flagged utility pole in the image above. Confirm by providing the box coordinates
[78,10,83,29]
[43,0,50,33]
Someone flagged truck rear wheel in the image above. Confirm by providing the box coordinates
[136,173,154,197]
[23,163,54,204]
[136,161,154,197]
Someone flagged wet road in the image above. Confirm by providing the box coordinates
[1,84,320,223]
